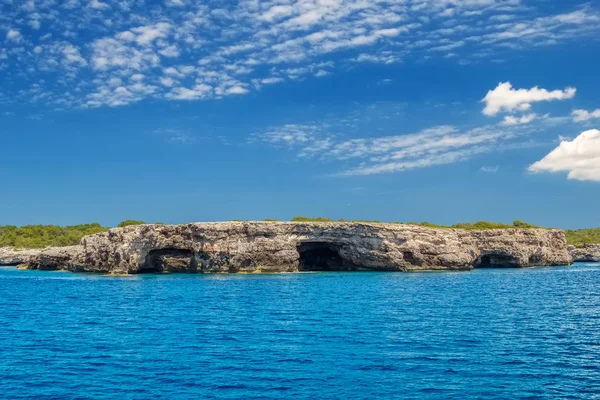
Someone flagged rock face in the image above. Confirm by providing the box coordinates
[0,248,40,266]
[568,244,600,262]
[0,222,572,274]
[0,246,84,270]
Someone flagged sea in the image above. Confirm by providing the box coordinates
[1,263,599,399]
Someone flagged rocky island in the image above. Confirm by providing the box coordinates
[0,222,573,274]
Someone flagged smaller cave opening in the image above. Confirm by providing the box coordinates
[402,251,420,266]
[297,242,351,271]
[140,248,195,273]
[0,261,21,267]
[529,255,542,265]
[475,253,520,268]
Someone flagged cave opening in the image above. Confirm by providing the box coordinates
[297,242,351,271]
[475,253,520,268]
[139,248,195,273]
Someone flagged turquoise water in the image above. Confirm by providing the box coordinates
[1,264,600,399]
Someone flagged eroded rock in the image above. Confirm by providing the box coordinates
[1,222,573,274]
[568,245,600,262]
[78,222,570,274]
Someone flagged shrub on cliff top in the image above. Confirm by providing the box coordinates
[117,220,146,228]
[291,216,334,222]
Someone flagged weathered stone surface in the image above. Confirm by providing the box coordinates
[0,246,84,271]
[568,244,600,262]
[78,222,570,274]
[0,248,40,266]
[1,222,573,274]
[27,246,85,271]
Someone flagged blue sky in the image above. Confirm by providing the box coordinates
[1,0,600,228]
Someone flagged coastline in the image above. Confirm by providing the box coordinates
[0,221,573,275]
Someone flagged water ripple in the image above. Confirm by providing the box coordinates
[1,263,600,399]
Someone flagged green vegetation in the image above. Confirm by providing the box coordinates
[117,220,146,228]
[406,220,541,230]
[565,228,600,248]
[0,223,108,249]
[283,217,598,247]
[291,216,334,222]
[2,218,599,249]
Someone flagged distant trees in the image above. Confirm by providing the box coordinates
[565,229,600,248]
[0,223,108,249]
[2,218,598,249]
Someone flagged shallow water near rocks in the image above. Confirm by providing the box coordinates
[1,264,600,399]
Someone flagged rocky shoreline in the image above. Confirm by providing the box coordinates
[0,222,575,274]
[568,244,600,262]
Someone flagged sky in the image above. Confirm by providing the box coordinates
[1,0,600,229]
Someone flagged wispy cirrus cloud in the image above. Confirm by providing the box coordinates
[0,0,599,108]
[255,118,539,176]
[480,166,499,173]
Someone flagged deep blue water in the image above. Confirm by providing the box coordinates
[1,264,600,399]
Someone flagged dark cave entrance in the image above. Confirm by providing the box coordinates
[297,242,351,271]
[474,253,520,268]
[139,248,195,273]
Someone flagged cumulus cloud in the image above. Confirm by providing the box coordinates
[572,109,600,122]
[528,129,600,181]
[482,82,576,116]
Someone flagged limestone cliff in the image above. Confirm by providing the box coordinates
[1,222,571,274]
[568,244,600,262]
[0,248,40,266]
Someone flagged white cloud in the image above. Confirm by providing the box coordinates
[225,86,249,95]
[166,84,213,100]
[159,76,176,87]
[131,23,171,46]
[6,29,22,42]
[165,0,186,7]
[258,124,322,146]
[339,147,489,176]
[480,166,499,173]
[261,5,294,22]
[2,1,599,108]
[572,109,600,122]
[483,82,576,116]
[528,129,600,181]
[257,118,529,176]
[91,37,161,71]
[501,113,537,126]
[88,0,109,9]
